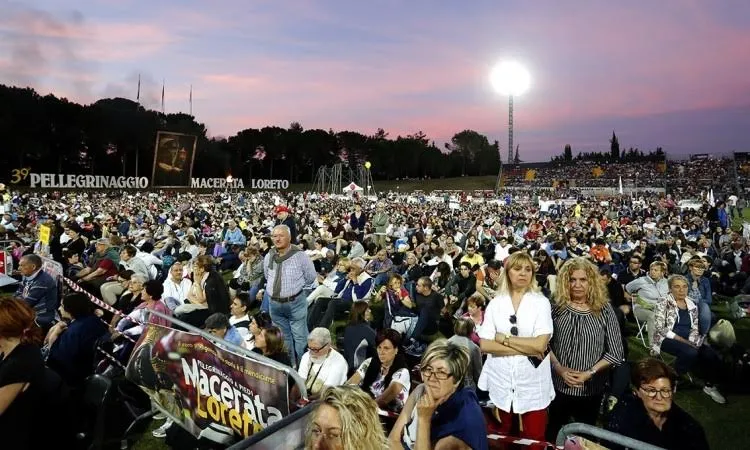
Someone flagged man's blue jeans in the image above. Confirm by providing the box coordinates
[269,291,309,368]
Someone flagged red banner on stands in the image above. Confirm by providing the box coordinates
[0,250,6,275]
[125,325,289,444]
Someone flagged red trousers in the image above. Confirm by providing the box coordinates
[493,407,548,443]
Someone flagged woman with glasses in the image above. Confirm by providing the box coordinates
[346,328,410,413]
[606,358,709,450]
[296,328,348,400]
[305,385,387,450]
[547,257,624,441]
[389,339,487,450]
[477,251,554,442]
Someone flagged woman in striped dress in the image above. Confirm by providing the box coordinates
[547,257,624,441]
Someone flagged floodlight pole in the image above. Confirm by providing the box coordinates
[508,95,514,164]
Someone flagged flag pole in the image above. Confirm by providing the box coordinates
[161,79,165,114]
[135,74,141,178]
[189,84,193,116]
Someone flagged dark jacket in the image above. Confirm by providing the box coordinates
[205,270,231,314]
[343,323,376,372]
[606,393,709,450]
[47,315,108,386]
[15,270,59,325]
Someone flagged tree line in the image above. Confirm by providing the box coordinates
[551,132,666,164]
[0,85,502,185]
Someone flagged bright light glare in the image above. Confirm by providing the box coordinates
[490,61,531,96]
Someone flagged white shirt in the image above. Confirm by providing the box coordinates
[137,251,162,279]
[494,243,512,262]
[477,291,555,414]
[297,348,348,395]
[163,277,193,305]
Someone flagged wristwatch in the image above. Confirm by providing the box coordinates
[503,335,510,346]
[589,368,597,376]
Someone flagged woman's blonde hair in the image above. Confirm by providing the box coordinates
[554,257,608,315]
[421,339,470,387]
[649,261,667,273]
[305,385,387,450]
[497,251,540,295]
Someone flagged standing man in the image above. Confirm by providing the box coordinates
[274,205,297,243]
[15,254,58,332]
[371,203,389,250]
[262,225,317,367]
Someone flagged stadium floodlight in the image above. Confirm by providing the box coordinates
[490,61,531,97]
[490,60,531,166]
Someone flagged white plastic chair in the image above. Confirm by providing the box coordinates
[632,302,649,348]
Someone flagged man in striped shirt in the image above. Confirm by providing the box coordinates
[262,225,318,368]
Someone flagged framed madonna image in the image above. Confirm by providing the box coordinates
[151,131,198,188]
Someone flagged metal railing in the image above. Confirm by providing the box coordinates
[145,308,308,400]
[556,423,666,450]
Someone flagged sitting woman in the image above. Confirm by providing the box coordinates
[253,326,292,367]
[176,255,231,327]
[107,271,139,324]
[606,358,709,450]
[447,319,482,390]
[0,297,46,449]
[389,339,488,450]
[342,301,376,375]
[460,292,485,345]
[346,328,410,414]
[652,274,726,404]
[245,311,273,351]
[376,273,418,338]
[45,293,108,387]
[307,258,350,308]
[228,247,264,299]
[305,385,387,450]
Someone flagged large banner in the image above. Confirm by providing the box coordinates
[126,325,289,443]
[151,131,198,187]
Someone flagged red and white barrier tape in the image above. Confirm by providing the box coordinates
[96,344,126,369]
[62,276,144,325]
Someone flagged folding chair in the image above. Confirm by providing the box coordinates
[632,303,649,348]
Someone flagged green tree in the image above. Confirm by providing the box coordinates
[610,131,620,160]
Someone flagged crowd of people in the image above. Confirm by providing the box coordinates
[0,178,748,449]
[501,157,746,201]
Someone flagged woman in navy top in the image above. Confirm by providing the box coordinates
[389,339,488,450]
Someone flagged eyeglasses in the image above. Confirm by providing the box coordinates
[639,387,673,399]
[509,314,518,336]
[307,343,329,353]
[420,366,453,381]
[310,427,341,444]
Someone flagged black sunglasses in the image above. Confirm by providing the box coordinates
[509,314,518,336]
